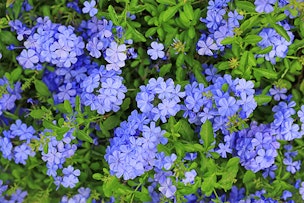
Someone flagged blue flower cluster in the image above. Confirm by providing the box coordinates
[80,16,136,70]
[0,120,36,165]
[147,152,198,201]
[11,17,85,70]
[10,15,136,114]
[233,122,280,173]
[183,66,257,130]
[136,77,185,123]
[60,187,91,203]
[40,128,79,189]
[283,145,301,174]
[197,0,243,56]
[105,110,169,180]
[0,77,22,116]
[257,23,294,64]
[80,65,127,114]
[0,180,28,203]
[271,101,303,141]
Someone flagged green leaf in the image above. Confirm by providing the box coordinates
[161,5,180,22]
[125,22,146,42]
[103,115,120,131]
[75,96,81,113]
[0,30,19,45]
[218,157,239,191]
[75,130,93,143]
[183,3,193,20]
[272,24,290,41]
[240,15,259,32]
[239,51,248,73]
[253,68,278,79]
[159,63,172,77]
[34,80,51,97]
[243,170,256,192]
[156,0,176,5]
[200,120,214,149]
[188,26,195,39]
[64,100,73,114]
[220,37,236,45]
[121,97,130,111]
[235,1,256,12]
[30,109,45,119]
[216,61,230,71]
[56,127,70,140]
[108,5,119,25]
[256,45,273,54]
[201,174,216,196]
[244,35,263,44]
[145,27,157,37]
[10,67,22,82]
[92,173,103,180]
[254,95,272,105]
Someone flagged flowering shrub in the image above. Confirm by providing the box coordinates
[0,0,304,202]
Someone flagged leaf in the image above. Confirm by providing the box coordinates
[0,30,19,45]
[253,68,278,79]
[121,97,130,111]
[243,170,256,192]
[10,67,22,82]
[244,35,263,44]
[200,120,214,150]
[75,130,93,143]
[183,3,193,20]
[240,15,259,32]
[75,96,81,113]
[103,115,120,131]
[235,1,255,12]
[64,100,73,114]
[272,24,290,41]
[125,22,146,42]
[239,51,248,73]
[201,174,216,196]
[220,37,236,45]
[145,27,157,37]
[156,0,176,5]
[34,80,51,97]
[159,63,172,77]
[216,61,230,71]
[218,157,239,191]
[30,109,45,119]
[254,95,272,105]
[256,45,273,54]
[92,173,103,180]
[161,5,180,22]
[108,5,119,25]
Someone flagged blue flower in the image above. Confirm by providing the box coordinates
[10,189,28,203]
[254,0,276,13]
[197,36,219,56]
[14,143,35,165]
[182,169,197,185]
[218,97,239,117]
[105,42,127,71]
[86,37,103,58]
[216,142,232,158]
[269,86,287,101]
[16,49,39,69]
[228,10,243,27]
[159,178,176,199]
[57,83,77,102]
[147,41,165,60]
[82,0,98,17]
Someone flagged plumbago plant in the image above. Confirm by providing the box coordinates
[1,0,304,202]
